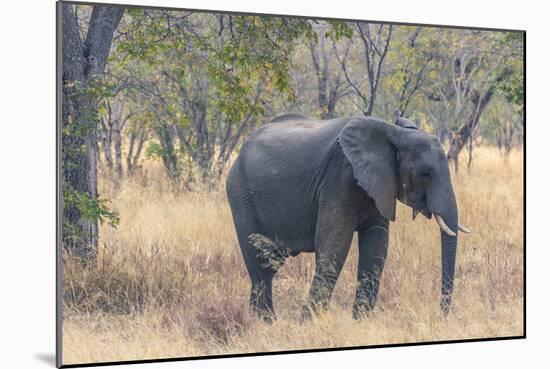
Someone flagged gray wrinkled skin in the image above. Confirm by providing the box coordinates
[226,114,460,322]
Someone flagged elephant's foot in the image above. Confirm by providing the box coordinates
[300,300,330,322]
[250,304,275,324]
[259,312,275,325]
[300,305,313,321]
[249,292,275,323]
[352,304,373,320]
[352,297,377,320]
[249,272,276,323]
[440,293,452,316]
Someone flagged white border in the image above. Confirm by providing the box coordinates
[1,1,545,368]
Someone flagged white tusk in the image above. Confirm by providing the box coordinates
[458,224,472,234]
[434,214,457,237]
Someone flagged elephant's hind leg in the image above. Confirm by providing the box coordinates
[229,200,283,323]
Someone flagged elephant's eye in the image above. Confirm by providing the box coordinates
[419,171,432,182]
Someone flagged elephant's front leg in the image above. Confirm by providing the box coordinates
[303,206,355,319]
[353,217,389,319]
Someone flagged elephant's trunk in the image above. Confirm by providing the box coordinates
[427,178,459,315]
[437,195,458,315]
[440,226,457,314]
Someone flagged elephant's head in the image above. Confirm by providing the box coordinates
[338,116,471,313]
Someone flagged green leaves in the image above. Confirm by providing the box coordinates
[496,32,524,106]
[326,21,353,41]
[145,141,171,159]
[108,10,314,183]
[64,188,120,228]
[499,72,524,106]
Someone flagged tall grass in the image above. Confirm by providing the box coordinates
[62,146,523,365]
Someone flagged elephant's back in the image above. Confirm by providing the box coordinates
[229,116,349,202]
[243,117,348,160]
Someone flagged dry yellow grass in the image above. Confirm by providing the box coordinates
[62,146,524,365]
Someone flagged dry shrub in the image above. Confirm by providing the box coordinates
[63,251,148,315]
[189,298,253,345]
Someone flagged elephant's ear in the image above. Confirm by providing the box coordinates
[337,118,398,221]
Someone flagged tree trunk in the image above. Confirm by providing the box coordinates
[497,115,522,162]
[309,39,331,119]
[127,131,136,175]
[127,128,147,175]
[467,134,474,173]
[155,125,180,184]
[100,127,113,170]
[446,68,513,173]
[60,4,124,262]
[113,127,123,182]
[447,89,493,173]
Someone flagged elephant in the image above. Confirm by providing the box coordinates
[226,113,470,322]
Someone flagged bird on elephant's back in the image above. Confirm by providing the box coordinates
[226,113,471,322]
